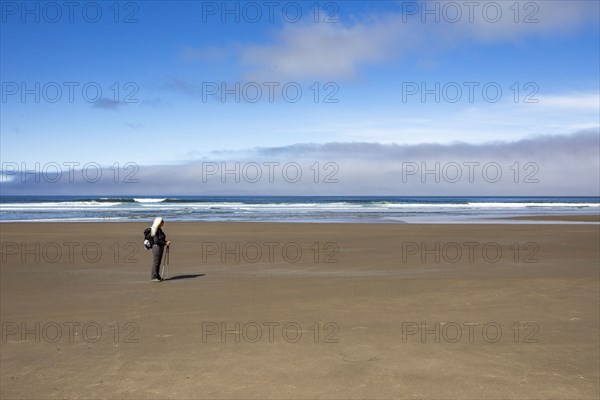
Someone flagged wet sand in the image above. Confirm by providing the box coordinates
[501,214,600,222]
[1,222,599,399]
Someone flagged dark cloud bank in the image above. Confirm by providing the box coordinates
[2,130,598,196]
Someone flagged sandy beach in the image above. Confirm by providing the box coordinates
[1,221,599,399]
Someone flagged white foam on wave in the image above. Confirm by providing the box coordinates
[190,202,600,210]
[466,202,599,208]
[109,201,600,212]
[1,217,125,223]
[0,201,121,209]
[133,198,167,203]
[362,202,599,209]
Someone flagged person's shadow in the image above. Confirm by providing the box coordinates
[165,274,205,281]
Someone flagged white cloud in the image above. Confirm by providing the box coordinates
[437,0,597,41]
[240,17,402,81]
[273,91,600,144]
[0,174,15,183]
[537,93,600,109]
[238,1,598,81]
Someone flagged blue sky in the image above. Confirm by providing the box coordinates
[1,0,599,194]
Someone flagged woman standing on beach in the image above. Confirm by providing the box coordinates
[150,217,171,282]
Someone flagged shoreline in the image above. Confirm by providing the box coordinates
[1,212,599,224]
[498,214,600,222]
[2,196,598,226]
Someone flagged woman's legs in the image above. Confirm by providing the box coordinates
[151,246,164,279]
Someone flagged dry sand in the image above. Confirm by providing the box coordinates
[1,222,599,399]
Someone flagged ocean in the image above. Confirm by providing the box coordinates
[0,196,598,224]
